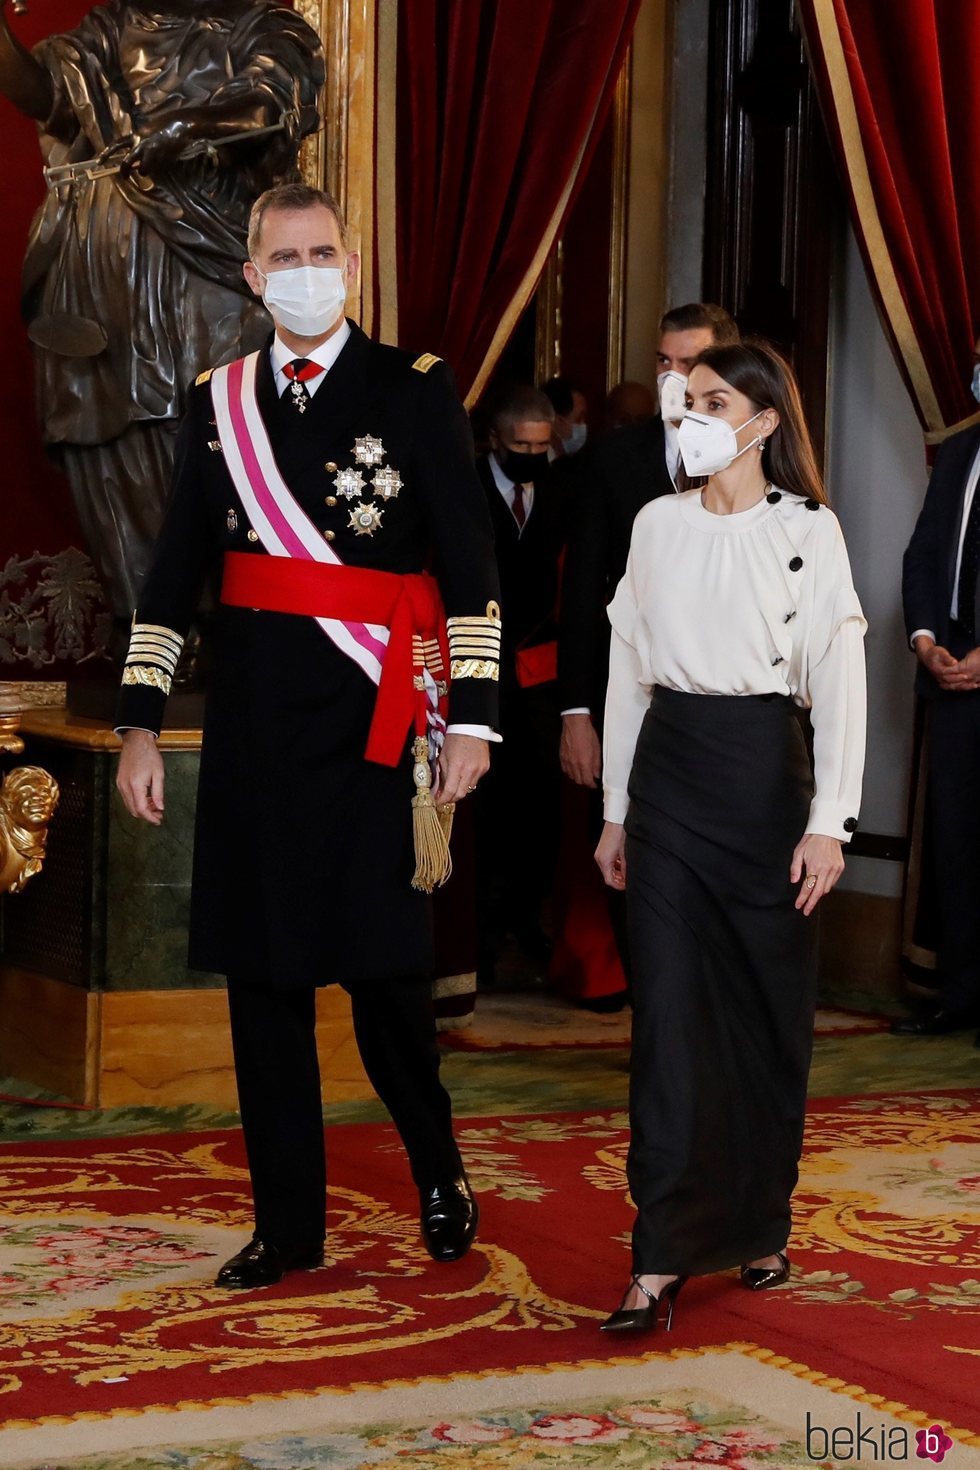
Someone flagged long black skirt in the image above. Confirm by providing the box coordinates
[624,687,818,1275]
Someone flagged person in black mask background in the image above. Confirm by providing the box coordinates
[475,386,565,985]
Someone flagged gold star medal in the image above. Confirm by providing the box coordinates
[372,466,403,500]
[353,434,385,467]
[349,502,384,537]
[334,467,366,500]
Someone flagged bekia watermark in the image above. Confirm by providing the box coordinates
[806,1412,954,1462]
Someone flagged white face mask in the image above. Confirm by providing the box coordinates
[657,370,688,423]
[677,409,765,477]
[972,362,980,405]
[257,264,347,337]
[564,422,588,454]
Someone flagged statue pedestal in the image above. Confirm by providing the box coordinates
[0,709,372,1108]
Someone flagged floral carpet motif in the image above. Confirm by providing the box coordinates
[3,1391,822,1468]
[0,1221,217,1319]
[0,1092,978,1441]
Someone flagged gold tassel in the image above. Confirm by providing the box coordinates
[411,737,453,892]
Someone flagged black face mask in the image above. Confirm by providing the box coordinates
[499,448,548,484]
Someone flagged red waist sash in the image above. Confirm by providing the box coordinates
[221,552,448,768]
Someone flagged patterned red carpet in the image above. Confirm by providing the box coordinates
[0,1091,978,1445]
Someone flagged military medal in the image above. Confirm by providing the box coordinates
[290,380,309,414]
[209,440,224,454]
[372,466,403,500]
[334,467,366,500]
[226,507,238,532]
[353,434,385,467]
[349,502,384,537]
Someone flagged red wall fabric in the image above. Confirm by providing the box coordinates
[395,0,640,402]
[799,0,980,437]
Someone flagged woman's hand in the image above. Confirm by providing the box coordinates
[790,833,845,915]
[595,821,627,890]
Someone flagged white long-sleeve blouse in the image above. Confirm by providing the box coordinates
[602,487,867,841]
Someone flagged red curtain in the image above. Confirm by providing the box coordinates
[395,0,640,405]
[798,0,980,441]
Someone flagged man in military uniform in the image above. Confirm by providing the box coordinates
[116,182,500,1289]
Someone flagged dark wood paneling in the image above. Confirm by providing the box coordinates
[703,0,841,454]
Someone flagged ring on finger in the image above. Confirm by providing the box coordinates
[805,875,817,889]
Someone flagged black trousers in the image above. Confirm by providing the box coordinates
[475,679,561,964]
[926,691,980,1016]
[226,975,460,1249]
[625,689,818,1275]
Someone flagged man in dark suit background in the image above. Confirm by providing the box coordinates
[896,339,980,1044]
[553,302,738,1005]
[557,301,740,785]
[475,385,565,981]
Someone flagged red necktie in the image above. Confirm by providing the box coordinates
[512,483,527,529]
[282,357,325,413]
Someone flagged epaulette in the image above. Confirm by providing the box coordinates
[195,368,214,386]
[412,353,442,374]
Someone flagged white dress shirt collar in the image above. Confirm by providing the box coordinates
[271,319,351,397]
[489,450,535,528]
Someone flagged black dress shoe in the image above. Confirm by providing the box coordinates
[740,1250,790,1291]
[215,1236,324,1289]
[890,1009,977,1036]
[419,1176,479,1262]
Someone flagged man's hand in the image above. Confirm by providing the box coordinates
[790,833,845,916]
[432,732,490,807]
[914,635,968,691]
[951,647,980,689]
[116,729,166,825]
[560,712,602,787]
[595,821,626,889]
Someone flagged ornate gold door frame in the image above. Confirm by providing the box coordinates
[297,0,397,341]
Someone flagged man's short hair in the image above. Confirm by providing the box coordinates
[539,376,580,417]
[491,384,555,433]
[659,301,739,345]
[247,182,349,259]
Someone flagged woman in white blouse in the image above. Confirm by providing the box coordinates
[595,341,866,1334]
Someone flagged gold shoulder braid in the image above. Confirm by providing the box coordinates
[195,368,214,386]
[448,600,501,681]
[412,352,442,374]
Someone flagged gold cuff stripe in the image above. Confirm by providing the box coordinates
[447,614,502,629]
[121,665,173,695]
[128,639,181,665]
[132,623,184,649]
[451,659,499,682]
[447,638,502,650]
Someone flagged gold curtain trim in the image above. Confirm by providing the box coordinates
[809,0,943,433]
[450,658,499,682]
[376,0,399,344]
[122,666,173,694]
[464,51,626,409]
[924,409,980,445]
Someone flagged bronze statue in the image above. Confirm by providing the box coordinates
[0,764,59,894]
[0,0,324,627]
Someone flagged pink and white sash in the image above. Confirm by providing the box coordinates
[210,352,389,687]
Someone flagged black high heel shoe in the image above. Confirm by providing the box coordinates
[600,1273,688,1334]
[740,1250,790,1291]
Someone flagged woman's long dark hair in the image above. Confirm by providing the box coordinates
[694,341,829,505]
